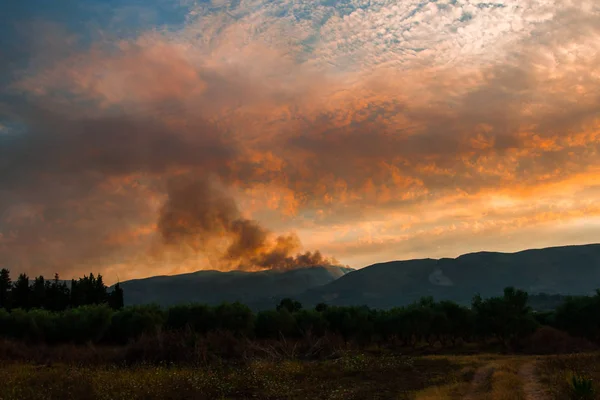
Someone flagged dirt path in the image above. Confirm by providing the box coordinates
[464,364,495,400]
[519,362,549,400]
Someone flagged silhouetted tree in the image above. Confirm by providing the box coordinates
[435,300,474,345]
[472,287,538,348]
[555,291,600,343]
[70,273,109,307]
[70,279,79,307]
[324,306,375,343]
[277,298,302,313]
[0,269,11,310]
[45,274,70,311]
[95,274,107,304]
[12,273,31,310]
[108,283,124,310]
[31,276,46,309]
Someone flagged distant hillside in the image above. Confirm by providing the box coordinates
[115,244,600,310]
[117,266,353,309]
[297,244,600,308]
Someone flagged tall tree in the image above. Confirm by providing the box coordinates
[70,279,79,308]
[70,273,110,307]
[472,287,537,347]
[46,273,71,311]
[108,283,124,310]
[12,273,31,310]
[276,298,302,313]
[94,274,108,304]
[32,275,46,309]
[0,269,11,310]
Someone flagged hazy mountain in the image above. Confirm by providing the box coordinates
[297,244,600,309]
[117,266,354,308]
[115,244,600,310]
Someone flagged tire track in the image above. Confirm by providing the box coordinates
[464,364,495,400]
[519,362,548,400]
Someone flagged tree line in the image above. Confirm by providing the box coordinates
[1,284,599,350]
[0,269,124,312]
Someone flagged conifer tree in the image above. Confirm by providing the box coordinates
[108,283,124,310]
[0,268,11,310]
[12,273,31,310]
[32,275,46,309]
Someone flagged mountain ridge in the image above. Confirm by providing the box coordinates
[298,243,600,308]
[117,265,354,308]
[116,243,600,309]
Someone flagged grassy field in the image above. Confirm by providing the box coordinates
[1,352,598,399]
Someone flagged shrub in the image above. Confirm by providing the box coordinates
[568,372,594,400]
[524,326,597,355]
[214,302,254,337]
[295,309,328,337]
[5,308,34,341]
[27,309,59,344]
[255,310,296,339]
[108,304,165,344]
[59,305,113,343]
[555,294,600,343]
[324,306,375,344]
[0,308,10,337]
[276,298,302,313]
[166,304,216,333]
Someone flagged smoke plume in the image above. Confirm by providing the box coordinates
[157,176,340,271]
[2,3,600,281]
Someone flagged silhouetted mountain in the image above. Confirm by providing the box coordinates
[297,244,600,308]
[117,266,353,308]
[115,244,600,310]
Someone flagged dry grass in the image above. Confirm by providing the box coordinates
[413,367,477,399]
[414,355,535,400]
[1,342,598,400]
[0,354,469,400]
[488,359,526,400]
[537,353,600,400]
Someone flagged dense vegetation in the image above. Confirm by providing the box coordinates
[0,269,123,312]
[1,267,599,353]
[1,268,599,399]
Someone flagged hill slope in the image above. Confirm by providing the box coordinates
[298,244,600,308]
[118,266,353,308]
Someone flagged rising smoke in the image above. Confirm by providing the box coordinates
[157,176,340,271]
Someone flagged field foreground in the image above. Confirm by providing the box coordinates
[1,352,598,400]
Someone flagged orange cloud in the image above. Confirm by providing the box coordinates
[2,5,600,281]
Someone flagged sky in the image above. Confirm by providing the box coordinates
[1,0,600,282]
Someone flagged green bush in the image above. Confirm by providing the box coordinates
[108,305,165,344]
[255,310,296,339]
[214,302,254,337]
[59,305,113,343]
[472,287,539,347]
[556,293,600,343]
[324,306,375,343]
[295,309,328,337]
[166,304,216,333]
[5,309,35,341]
[568,372,594,400]
[27,309,59,343]
[0,286,597,351]
[0,308,11,337]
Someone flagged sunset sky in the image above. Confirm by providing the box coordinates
[1,0,600,282]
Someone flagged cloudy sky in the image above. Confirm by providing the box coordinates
[1,0,600,282]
